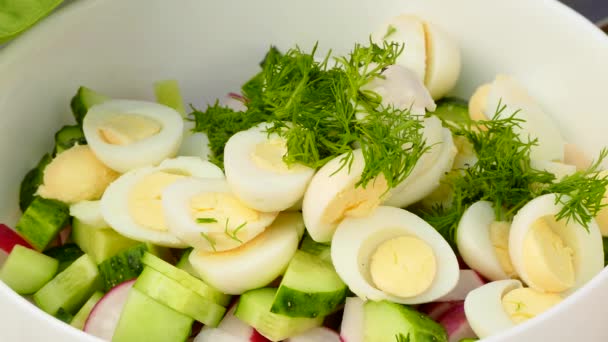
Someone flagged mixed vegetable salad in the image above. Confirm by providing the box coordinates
[1,14,608,342]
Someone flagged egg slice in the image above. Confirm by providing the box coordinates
[100,157,223,247]
[331,206,459,304]
[374,15,461,99]
[83,99,184,173]
[465,280,564,338]
[162,177,278,251]
[468,75,565,161]
[509,193,604,296]
[384,116,457,208]
[224,123,315,212]
[302,149,388,243]
[457,201,516,281]
[188,212,302,294]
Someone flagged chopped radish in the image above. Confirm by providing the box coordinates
[340,297,364,342]
[286,327,341,342]
[84,280,135,340]
[59,225,72,245]
[195,305,270,342]
[195,328,246,342]
[419,301,461,320]
[0,224,33,253]
[437,270,486,301]
[437,303,476,342]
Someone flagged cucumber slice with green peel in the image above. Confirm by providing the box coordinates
[72,218,139,264]
[54,125,86,155]
[235,288,323,341]
[135,267,226,326]
[430,97,470,127]
[19,154,52,212]
[112,288,194,342]
[33,254,102,315]
[97,243,150,291]
[44,243,84,272]
[0,245,59,294]
[16,197,69,251]
[299,234,331,262]
[55,308,74,324]
[142,252,230,306]
[70,291,103,330]
[154,79,186,116]
[70,86,109,125]
[271,250,346,318]
[176,248,200,278]
[364,300,448,342]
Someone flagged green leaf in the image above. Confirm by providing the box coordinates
[0,0,64,44]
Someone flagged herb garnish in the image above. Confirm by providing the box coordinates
[199,232,217,252]
[196,217,218,224]
[224,218,247,244]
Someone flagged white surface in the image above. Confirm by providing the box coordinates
[0,0,607,341]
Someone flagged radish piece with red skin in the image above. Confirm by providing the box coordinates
[286,327,341,342]
[339,297,364,342]
[84,280,135,340]
[437,303,477,342]
[418,301,462,320]
[437,270,486,301]
[195,305,270,342]
[0,224,33,253]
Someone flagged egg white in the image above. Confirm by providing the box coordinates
[69,200,108,229]
[331,206,459,304]
[423,21,461,100]
[83,99,184,173]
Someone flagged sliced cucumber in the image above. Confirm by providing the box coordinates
[70,291,103,330]
[430,97,470,127]
[70,86,109,125]
[112,288,193,342]
[235,288,323,341]
[135,267,226,326]
[154,79,186,116]
[97,243,149,291]
[271,250,346,318]
[33,254,101,315]
[19,154,52,212]
[364,300,447,342]
[72,218,139,264]
[55,308,74,324]
[0,245,59,294]
[44,243,84,273]
[142,252,230,306]
[54,125,86,155]
[176,248,199,278]
[15,197,69,251]
[299,234,331,262]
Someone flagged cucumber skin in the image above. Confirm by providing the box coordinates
[70,86,109,125]
[98,243,148,291]
[55,308,74,324]
[19,154,52,212]
[112,289,193,342]
[44,243,84,273]
[0,245,59,295]
[271,285,347,318]
[54,125,86,155]
[16,197,69,251]
[299,234,331,263]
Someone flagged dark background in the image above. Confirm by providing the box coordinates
[561,0,608,24]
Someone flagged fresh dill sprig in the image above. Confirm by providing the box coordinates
[196,217,218,224]
[223,218,247,243]
[395,333,410,342]
[199,232,217,252]
[383,25,397,40]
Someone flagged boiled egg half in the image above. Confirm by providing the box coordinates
[331,206,459,304]
[100,157,223,247]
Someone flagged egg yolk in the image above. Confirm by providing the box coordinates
[190,192,260,235]
[369,235,437,298]
[522,216,575,293]
[489,221,516,278]
[322,176,388,225]
[98,113,161,145]
[128,171,185,231]
[251,138,307,173]
[501,287,562,324]
[38,145,119,204]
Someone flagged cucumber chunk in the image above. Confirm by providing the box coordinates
[15,197,69,251]
[364,300,447,342]
[97,243,150,291]
[55,308,74,324]
[176,248,199,278]
[44,243,84,273]
[0,245,59,294]
[430,97,470,127]
[70,86,109,125]
[72,218,139,264]
[112,288,193,342]
[33,254,102,315]
[19,154,52,212]
[154,79,186,116]
[135,267,226,326]
[54,125,86,155]
[271,251,346,318]
[142,252,230,306]
[299,234,331,262]
[235,288,323,341]
[70,291,103,330]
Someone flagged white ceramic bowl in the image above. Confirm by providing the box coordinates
[1,0,607,341]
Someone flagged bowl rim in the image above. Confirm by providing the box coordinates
[1,0,607,341]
